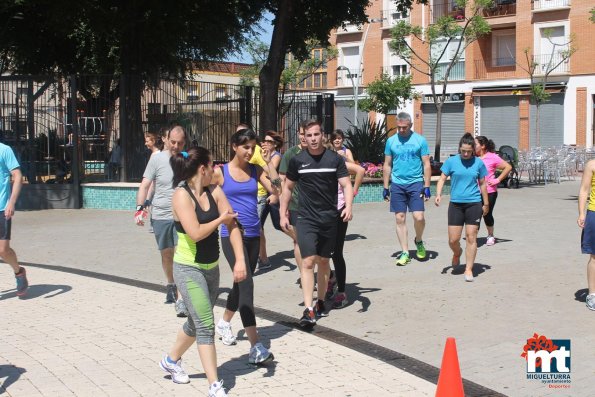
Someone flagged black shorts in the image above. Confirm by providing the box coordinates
[289,209,298,227]
[296,218,337,258]
[448,202,483,227]
[0,211,11,240]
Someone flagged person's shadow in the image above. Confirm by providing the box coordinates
[342,282,381,313]
[0,364,26,392]
[0,284,72,301]
[476,236,513,248]
[441,262,492,278]
[254,249,297,276]
[344,233,367,241]
[391,249,439,262]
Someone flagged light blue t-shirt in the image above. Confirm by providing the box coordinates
[0,143,20,211]
[440,155,487,203]
[384,131,429,185]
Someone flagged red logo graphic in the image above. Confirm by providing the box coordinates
[521,333,559,368]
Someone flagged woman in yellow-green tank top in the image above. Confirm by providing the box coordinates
[578,159,595,311]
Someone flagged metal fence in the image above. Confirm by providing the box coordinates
[0,75,334,184]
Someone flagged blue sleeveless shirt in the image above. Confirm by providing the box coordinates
[220,163,260,238]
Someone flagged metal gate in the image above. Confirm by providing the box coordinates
[422,102,465,160]
[480,96,520,148]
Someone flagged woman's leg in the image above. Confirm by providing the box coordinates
[464,224,479,276]
[332,217,349,293]
[447,225,464,265]
[484,192,498,237]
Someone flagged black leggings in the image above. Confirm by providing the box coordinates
[332,210,349,293]
[483,192,498,227]
[221,236,260,328]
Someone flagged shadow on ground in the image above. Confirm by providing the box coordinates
[0,284,72,301]
[0,364,26,392]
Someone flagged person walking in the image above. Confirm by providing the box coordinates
[212,127,277,364]
[475,136,512,246]
[578,158,595,310]
[0,142,27,297]
[144,131,165,234]
[136,125,187,316]
[159,146,245,397]
[435,133,489,282]
[279,119,353,326]
[382,112,432,266]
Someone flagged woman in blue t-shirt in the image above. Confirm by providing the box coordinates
[435,133,489,282]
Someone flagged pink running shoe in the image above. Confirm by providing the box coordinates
[486,236,496,246]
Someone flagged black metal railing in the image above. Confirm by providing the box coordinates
[482,0,516,17]
[431,1,465,23]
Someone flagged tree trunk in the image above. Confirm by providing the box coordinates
[535,103,540,147]
[258,0,294,135]
[434,102,443,161]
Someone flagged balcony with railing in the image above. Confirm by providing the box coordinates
[431,1,465,24]
[336,23,363,35]
[482,0,516,18]
[381,8,410,29]
[532,0,571,12]
[474,57,516,79]
[382,65,411,78]
[533,53,570,75]
[434,61,465,81]
[336,68,362,87]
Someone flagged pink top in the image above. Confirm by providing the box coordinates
[480,152,505,194]
[337,183,345,210]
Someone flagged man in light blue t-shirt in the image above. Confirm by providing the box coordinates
[382,112,432,266]
[0,143,27,296]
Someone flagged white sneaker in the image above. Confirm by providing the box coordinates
[249,342,274,364]
[175,298,188,318]
[486,236,496,246]
[208,380,228,397]
[586,294,595,311]
[159,355,190,384]
[216,320,237,346]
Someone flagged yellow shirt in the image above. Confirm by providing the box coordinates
[588,172,595,212]
[249,145,267,197]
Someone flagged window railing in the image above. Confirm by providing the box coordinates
[336,68,362,87]
[532,0,571,10]
[473,58,516,79]
[382,66,410,78]
[381,8,409,28]
[533,53,570,75]
[336,23,363,34]
[482,0,516,17]
[431,1,465,24]
[433,61,465,81]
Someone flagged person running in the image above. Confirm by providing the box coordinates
[330,129,355,163]
[435,133,489,282]
[144,132,165,234]
[159,147,245,397]
[280,119,353,326]
[212,127,277,364]
[0,142,27,297]
[578,158,595,311]
[382,112,431,266]
[136,125,187,316]
[474,136,512,246]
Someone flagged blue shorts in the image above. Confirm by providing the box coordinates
[390,182,425,213]
[152,219,177,250]
[581,210,595,254]
[0,211,11,240]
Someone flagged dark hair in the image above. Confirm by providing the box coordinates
[475,135,496,153]
[170,146,211,188]
[230,128,257,146]
[303,119,322,132]
[265,130,284,150]
[330,129,345,141]
[236,122,252,131]
[146,131,164,151]
[459,133,476,151]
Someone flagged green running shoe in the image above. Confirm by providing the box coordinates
[395,252,411,266]
[415,239,427,260]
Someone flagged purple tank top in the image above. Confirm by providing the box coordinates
[220,163,260,238]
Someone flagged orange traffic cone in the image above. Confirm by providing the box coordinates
[435,337,465,397]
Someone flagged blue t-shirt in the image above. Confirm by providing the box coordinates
[0,144,20,211]
[440,155,487,203]
[384,132,429,185]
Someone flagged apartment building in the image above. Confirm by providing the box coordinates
[328,0,595,157]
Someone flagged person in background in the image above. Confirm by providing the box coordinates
[330,129,354,163]
[145,132,165,233]
[578,158,595,311]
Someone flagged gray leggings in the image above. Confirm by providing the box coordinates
[174,262,220,345]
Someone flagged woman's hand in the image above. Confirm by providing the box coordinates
[434,195,442,206]
[482,204,489,216]
[233,260,247,283]
[487,177,500,187]
[219,210,238,227]
[261,147,271,164]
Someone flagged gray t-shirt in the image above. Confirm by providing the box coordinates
[143,151,174,220]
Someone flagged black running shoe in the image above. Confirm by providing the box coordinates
[315,299,328,318]
[165,283,177,304]
[299,308,316,327]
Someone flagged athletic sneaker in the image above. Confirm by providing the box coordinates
[332,292,348,309]
[256,259,271,271]
[248,342,274,364]
[15,267,28,297]
[486,236,496,246]
[325,275,338,300]
[299,308,316,327]
[159,355,190,384]
[395,252,411,266]
[175,298,188,318]
[414,239,427,259]
[315,299,328,318]
[208,380,227,397]
[165,283,177,304]
[586,294,595,311]
[216,320,237,346]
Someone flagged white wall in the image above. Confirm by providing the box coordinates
[565,75,595,147]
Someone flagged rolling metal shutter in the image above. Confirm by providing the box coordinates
[529,93,564,148]
[479,96,519,149]
[334,100,368,132]
[421,102,465,161]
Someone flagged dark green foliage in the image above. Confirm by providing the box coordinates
[344,118,393,164]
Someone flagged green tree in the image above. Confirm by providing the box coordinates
[389,0,492,161]
[358,73,414,116]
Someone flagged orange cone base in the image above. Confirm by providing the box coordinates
[436,337,465,397]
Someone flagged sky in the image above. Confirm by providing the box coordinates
[225,12,274,64]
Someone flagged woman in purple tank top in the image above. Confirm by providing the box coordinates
[211,127,280,364]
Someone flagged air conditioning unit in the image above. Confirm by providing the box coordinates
[450,93,464,102]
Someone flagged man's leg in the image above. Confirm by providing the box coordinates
[412,211,426,243]
[316,256,330,302]
[395,212,409,252]
[161,247,175,284]
[0,240,20,273]
[301,255,316,309]
[588,254,595,294]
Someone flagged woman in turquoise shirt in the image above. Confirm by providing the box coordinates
[435,133,489,282]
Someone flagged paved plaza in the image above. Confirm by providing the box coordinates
[1,178,594,396]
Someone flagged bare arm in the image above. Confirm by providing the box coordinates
[383,155,392,189]
[495,161,513,183]
[345,148,355,163]
[479,177,489,215]
[279,177,295,231]
[5,168,22,220]
[136,177,153,206]
[345,161,365,194]
[213,186,246,282]
[434,173,448,206]
[338,175,353,222]
[422,154,431,188]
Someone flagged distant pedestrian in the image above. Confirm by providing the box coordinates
[382,112,432,266]
[107,138,121,181]
[145,132,165,233]
[475,136,512,246]
[0,142,27,297]
[159,146,245,397]
[435,133,489,282]
[578,159,595,311]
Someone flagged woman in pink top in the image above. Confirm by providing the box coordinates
[475,136,512,246]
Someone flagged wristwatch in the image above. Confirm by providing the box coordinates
[136,205,144,211]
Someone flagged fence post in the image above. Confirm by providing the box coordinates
[26,79,37,183]
[324,94,334,134]
[244,86,253,130]
[316,94,323,125]
[119,75,127,182]
[69,76,81,208]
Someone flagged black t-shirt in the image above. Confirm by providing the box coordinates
[286,148,349,223]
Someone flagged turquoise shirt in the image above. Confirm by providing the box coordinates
[0,143,20,211]
[440,155,487,203]
[384,132,429,185]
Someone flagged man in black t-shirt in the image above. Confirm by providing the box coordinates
[280,120,353,327]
